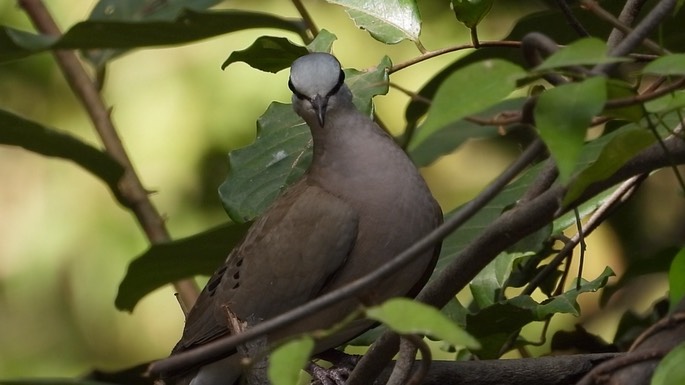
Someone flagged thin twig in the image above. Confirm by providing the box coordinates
[522,174,647,297]
[573,208,586,291]
[555,0,591,37]
[465,113,521,127]
[389,40,522,74]
[605,78,685,109]
[643,108,685,193]
[291,0,318,42]
[17,0,200,308]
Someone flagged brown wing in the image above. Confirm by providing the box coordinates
[172,180,359,354]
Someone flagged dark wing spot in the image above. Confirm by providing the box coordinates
[206,266,227,295]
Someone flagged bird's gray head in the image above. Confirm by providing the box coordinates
[289,53,349,127]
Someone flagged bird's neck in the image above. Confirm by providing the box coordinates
[306,104,413,193]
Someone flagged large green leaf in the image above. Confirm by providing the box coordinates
[409,97,525,167]
[89,0,220,21]
[221,36,307,73]
[0,109,124,203]
[0,9,304,63]
[535,37,630,71]
[669,248,685,312]
[469,252,521,308]
[651,342,685,385]
[564,127,655,205]
[366,298,480,349]
[268,337,314,385]
[219,57,391,223]
[116,222,250,311]
[645,90,685,114]
[409,59,524,150]
[327,0,421,44]
[83,0,222,65]
[221,30,337,74]
[219,102,310,223]
[451,0,494,29]
[306,29,338,53]
[535,77,607,183]
[643,53,685,75]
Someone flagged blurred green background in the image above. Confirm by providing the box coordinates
[0,0,677,379]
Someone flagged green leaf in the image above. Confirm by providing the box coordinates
[346,56,391,115]
[564,127,655,205]
[0,109,125,203]
[451,0,495,29]
[307,29,337,53]
[366,298,480,349]
[268,336,314,385]
[409,98,525,167]
[219,102,310,223]
[436,123,646,277]
[470,252,519,308]
[116,222,250,311]
[221,36,308,73]
[410,59,524,150]
[466,267,614,357]
[0,27,58,62]
[651,342,685,385]
[89,0,220,21]
[604,79,643,122]
[403,2,630,127]
[643,53,685,76]
[536,37,630,71]
[536,267,614,317]
[219,58,390,222]
[84,0,222,65]
[0,9,304,64]
[669,248,685,312]
[326,0,421,44]
[645,90,685,113]
[535,77,607,182]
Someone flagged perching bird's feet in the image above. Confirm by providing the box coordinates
[307,351,361,385]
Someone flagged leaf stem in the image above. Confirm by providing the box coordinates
[389,40,521,74]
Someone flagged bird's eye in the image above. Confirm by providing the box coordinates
[288,79,306,100]
[325,69,346,98]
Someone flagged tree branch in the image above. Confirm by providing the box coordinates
[592,0,676,75]
[374,353,620,385]
[607,0,650,49]
[16,0,200,308]
[348,135,685,384]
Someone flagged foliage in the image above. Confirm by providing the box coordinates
[2,0,685,384]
